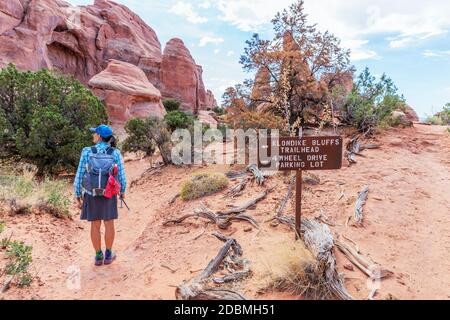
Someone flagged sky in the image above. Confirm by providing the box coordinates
[67,0,450,118]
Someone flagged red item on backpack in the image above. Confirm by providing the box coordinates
[104,164,121,199]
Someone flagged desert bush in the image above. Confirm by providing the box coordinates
[0,173,72,217]
[123,117,173,164]
[0,221,4,234]
[261,242,334,300]
[212,106,226,116]
[3,240,33,288]
[343,67,406,132]
[122,118,156,156]
[427,104,450,125]
[0,64,108,174]
[180,172,229,201]
[163,99,181,112]
[225,110,286,132]
[164,110,195,132]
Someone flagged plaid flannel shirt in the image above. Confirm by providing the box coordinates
[73,141,126,198]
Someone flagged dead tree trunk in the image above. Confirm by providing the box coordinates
[175,233,248,300]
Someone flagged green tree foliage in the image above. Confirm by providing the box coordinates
[122,118,156,156]
[343,67,406,132]
[164,110,195,132]
[122,117,172,164]
[162,99,181,112]
[427,103,450,125]
[0,64,108,173]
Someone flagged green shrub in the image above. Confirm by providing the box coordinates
[163,99,181,112]
[42,178,71,217]
[426,116,444,126]
[0,173,72,217]
[164,110,195,132]
[180,172,229,201]
[0,221,4,234]
[0,64,108,174]
[123,117,173,164]
[5,240,33,288]
[122,118,156,156]
[343,67,406,132]
[427,104,450,125]
[213,107,226,116]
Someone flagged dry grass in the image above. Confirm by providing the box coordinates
[0,165,72,218]
[180,172,229,201]
[257,241,335,300]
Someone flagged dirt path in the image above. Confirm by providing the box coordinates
[2,124,449,300]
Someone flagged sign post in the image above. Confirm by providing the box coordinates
[295,170,302,238]
[259,135,343,238]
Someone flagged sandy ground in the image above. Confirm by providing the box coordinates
[1,124,449,300]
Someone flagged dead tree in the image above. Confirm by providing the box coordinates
[164,203,259,229]
[175,233,249,300]
[354,186,369,225]
[335,239,393,280]
[247,164,265,185]
[224,178,249,198]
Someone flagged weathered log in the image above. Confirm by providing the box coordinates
[301,219,354,300]
[355,186,369,225]
[1,275,14,294]
[225,170,247,180]
[247,164,265,185]
[175,233,247,300]
[224,178,248,198]
[217,189,272,216]
[168,193,180,205]
[335,239,393,280]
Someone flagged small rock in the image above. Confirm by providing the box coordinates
[344,263,354,271]
[244,227,253,233]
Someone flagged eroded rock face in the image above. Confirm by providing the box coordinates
[205,90,218,108]
[0,0,216,115]
[160,38,211,113]
[89,59,165,126]
[404,106,419,122]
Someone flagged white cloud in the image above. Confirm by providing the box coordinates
[423,50,450,58]
[214,49,221,54]
[213,0,450,61]
[199,35,224,47]
[227,50,235,57]
[170,1,208,24]
[198,1,211,9]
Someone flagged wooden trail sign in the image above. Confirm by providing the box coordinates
[258,136,343,237]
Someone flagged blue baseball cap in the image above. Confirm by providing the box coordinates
[90,125,113,138]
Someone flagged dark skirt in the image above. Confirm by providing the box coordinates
[81,194,118,222]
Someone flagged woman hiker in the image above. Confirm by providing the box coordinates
[74,125,127,266]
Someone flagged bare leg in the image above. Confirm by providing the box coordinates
[90,220,102,252]
[104,220,115,250]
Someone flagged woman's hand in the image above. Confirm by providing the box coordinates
[120,193,126,200]
[76,197,82,209]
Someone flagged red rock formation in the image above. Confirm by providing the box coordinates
[160,38,211,113]
[404,106,419,122]
[89,60,165,126]
[205,90,218,108]
[0,0,216,115]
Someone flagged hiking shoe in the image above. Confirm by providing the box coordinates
[95,251,104,266]
[104,249,116,265]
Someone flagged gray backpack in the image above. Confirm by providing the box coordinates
[82,147,115,197]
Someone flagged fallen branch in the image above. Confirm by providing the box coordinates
[224,178,248,198]
[355,186,369,225]
[247,164,265,185]
[164,203,259,229]
[175,233,247,300]
[168,193,180,205]
[0,275,14,294]
[335,239,393,280]
[301,219,354,300]
[217,188,272,216]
